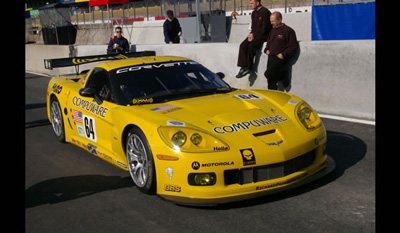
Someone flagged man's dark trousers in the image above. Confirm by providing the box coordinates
[237,38,265,70]
[264,55,289,90]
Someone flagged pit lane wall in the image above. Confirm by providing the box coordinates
[25,40,375,120]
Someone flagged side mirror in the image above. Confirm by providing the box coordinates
[216,72,225,80]
[79,87,103,105]
[79,87,96,97]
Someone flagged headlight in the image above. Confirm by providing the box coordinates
[171,131,187,147]
[295,102,321,131]
[158,127,229,153]
[190,133,202,146]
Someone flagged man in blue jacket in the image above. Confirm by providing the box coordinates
[163,10,182,44]
[107,27,130,54]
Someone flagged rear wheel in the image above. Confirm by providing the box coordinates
[50,96,65,142]
[126,127,156,194]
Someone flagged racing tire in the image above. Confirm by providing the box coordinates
[50,96,65,142]
[126,127,156,194]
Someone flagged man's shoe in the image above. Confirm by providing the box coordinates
[236,68,250,78]
[282,76,290,88]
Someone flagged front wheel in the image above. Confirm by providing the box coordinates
[126,127,156,194]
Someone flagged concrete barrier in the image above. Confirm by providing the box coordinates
[133,41,375,120]
[25,44,73,75]
[25,39,375,120]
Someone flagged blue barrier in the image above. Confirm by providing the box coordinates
[312,2,375,40]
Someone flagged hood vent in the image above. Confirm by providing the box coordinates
[253,129,276,137]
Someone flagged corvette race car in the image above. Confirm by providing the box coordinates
[45,51,335,205]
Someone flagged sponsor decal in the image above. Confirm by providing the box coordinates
[77,125,85,137]
[151,105,182,114]
[52,83,63,94]
[167,121,185,127]
[240,148,256,166]
[192,161,200,170]
[132,97,153,105]
[87,143,97,156]
[266,140,284,146]
[235,94,263,100]
[165,166,174,180]
[85,144,113,163]
[191,161,234,170]
[164,184,181,192]
[213,115,288,134]
[72,96,108,118]
[72,54,127,65]
[99,152,113,163]
[115,61,198,74]
[255,173,308,191]
[214,146,229,151]
[202,161,234,168]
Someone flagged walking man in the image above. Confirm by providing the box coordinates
[236,0,271,78]
[264,12,298,90]
[163,10,182,44]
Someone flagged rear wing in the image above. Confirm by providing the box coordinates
[44,51,156,70]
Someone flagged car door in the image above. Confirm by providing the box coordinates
[69,67,117,162]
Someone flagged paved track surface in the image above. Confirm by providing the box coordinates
[25,72,375,233]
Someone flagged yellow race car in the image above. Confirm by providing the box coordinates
[45,52,335,205]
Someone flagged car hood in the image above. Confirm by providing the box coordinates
[141,90,296,137]
[131,89,322,164]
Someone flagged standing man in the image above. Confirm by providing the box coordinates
[163,10,182,44]
[236,0,271,78]
[107,26,130,55]
[264,12,298,90]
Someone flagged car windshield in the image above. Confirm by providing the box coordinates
[108,60,233,105]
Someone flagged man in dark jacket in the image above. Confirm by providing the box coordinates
[163,10,182,44]
[264,12,298,90]
[236,0,271,78]
[107,27,130,55]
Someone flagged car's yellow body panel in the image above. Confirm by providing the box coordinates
[46,55,334,205]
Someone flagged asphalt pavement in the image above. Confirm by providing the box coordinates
[25,72,375,233]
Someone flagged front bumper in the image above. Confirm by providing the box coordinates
[158,156,335,206]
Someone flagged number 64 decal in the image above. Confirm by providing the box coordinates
[83,115,97,142]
